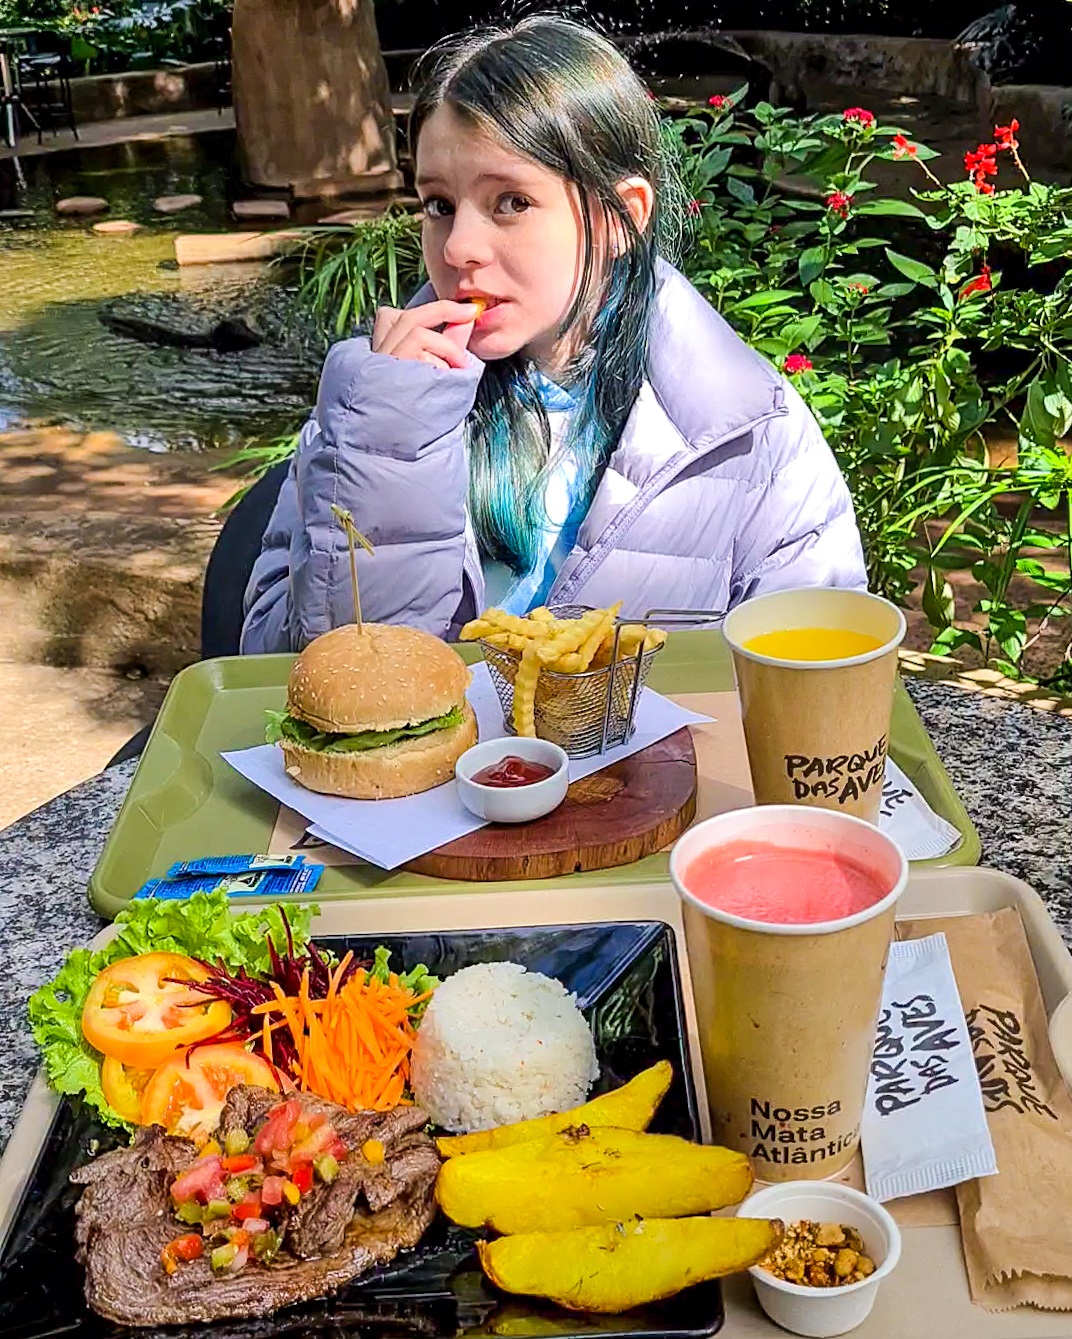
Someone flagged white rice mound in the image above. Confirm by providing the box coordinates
[410,961,600,1132]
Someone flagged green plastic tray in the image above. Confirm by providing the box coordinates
[88,631,981,919]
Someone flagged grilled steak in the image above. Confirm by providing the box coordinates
[71,1087,440,1326]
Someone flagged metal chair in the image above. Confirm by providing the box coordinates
[16,33,77,144]
[106,460,291,768]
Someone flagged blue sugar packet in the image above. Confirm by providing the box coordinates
[165,854,308,879]
[135,863,323,901]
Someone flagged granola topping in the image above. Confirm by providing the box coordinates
[759,1220,876,1288]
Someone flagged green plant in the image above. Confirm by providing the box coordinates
[674,96,1072,679]
[288,208,424,342]
[14,0,231,74]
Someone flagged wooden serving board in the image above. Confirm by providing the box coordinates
[406,728,698,882]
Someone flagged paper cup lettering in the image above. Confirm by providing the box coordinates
[671,807,908,1182]
[722,588,906,824]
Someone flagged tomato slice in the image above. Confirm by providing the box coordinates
[141,1043,280,1145]
[100,1055,157,1125]
[83,954,232,1070]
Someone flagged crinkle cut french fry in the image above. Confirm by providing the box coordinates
[575,602,622,670]
[483,608,552,639]
[535,607,610,664]
[549,652,584,673]
[513,643,541,737]
[459,618,496,642]
[484,631,538,652]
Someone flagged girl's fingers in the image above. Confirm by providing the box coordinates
[376,300,484,355]
[371,306,404,351]
[391,326,472,369]
[441,315,477,353]
[416,350,451,370]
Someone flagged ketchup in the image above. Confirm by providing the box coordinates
[471,755,557,788]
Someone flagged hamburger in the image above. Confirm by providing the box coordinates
[265,623,477,799]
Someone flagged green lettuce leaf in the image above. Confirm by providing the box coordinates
[370,946,439,1018]
[27,892,318,1129]
[264,705,464,754]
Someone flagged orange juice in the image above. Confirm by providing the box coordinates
[743,627,886,662]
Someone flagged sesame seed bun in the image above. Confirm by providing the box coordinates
[287,623,471,733]
[280,623,476,800]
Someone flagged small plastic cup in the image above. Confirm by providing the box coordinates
[738,1181,901,1337]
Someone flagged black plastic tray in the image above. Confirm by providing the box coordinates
[0,921,722,1339]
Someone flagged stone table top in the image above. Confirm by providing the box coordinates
[1,681,1071,1156]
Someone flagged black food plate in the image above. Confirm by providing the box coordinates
[0,920,721,1339]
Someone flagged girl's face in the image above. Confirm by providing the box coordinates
[417,104,647,371]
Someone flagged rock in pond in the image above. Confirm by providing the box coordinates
[232,198,291,220]
[98,295,264,351]
[56,196,109,216]
[152,194,203,214]
[92,220,142,235]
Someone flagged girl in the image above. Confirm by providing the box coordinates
[241,16,866,655]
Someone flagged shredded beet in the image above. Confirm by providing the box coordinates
[188,911,366,1076]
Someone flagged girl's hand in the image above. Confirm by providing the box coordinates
[372,300,480,370]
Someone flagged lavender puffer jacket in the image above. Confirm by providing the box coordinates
[241,261,866,653]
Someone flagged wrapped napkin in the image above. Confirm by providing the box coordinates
[898,908,1072,1310]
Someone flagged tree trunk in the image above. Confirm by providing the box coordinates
[232,0,402,199]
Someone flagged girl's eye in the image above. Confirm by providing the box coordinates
[496,193,532,216]
[422,197,453,219]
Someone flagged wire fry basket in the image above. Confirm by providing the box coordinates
[479,604,724,758]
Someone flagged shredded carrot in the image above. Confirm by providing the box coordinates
[251,966,428,1113]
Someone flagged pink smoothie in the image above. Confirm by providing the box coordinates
[681,840,889,924]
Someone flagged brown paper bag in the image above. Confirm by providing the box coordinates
[898,907,1072,1311]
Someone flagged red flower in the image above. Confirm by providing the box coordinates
[994,119,1019,151]
[892,134,918,160]
[784,354,814,375]
[708,95,728,109]
[847,281,870,295]
[965,142,999,193]
[843,107,875,127]
[687,198,703,217]
[959,264,992,300]
[825,190,853,219]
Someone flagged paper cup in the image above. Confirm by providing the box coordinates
[670,807,908,1182]
[722,588,906,823]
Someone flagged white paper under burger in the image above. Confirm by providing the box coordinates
[410,962,599,1132]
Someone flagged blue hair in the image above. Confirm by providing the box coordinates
[410,15,685,574]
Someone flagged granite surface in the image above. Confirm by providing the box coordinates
[1,683,1070,1158]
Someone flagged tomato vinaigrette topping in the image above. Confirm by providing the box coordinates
[163,1099,351,1276]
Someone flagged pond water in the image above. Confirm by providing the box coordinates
[0,132,321,454]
